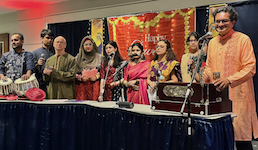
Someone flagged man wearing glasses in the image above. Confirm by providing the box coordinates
[202,6,258,150]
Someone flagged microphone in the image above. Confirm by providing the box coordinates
[41,54,45,59]
[198,32,212,41]
[187,54,194,74]
[108,52,115,59]
[129,53,140,58]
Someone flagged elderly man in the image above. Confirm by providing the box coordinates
[43,36,76,99]
[202,6,258,150]
[33,29,55,91]
[0,33,34,81]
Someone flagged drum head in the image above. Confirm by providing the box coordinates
[26,88,46,101]
[0,78,12,86]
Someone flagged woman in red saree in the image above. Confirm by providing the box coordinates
[123,43,150,105]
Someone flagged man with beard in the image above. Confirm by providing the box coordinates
[202,6,258,150]
[33,29,54,91]
[0,33,34,81]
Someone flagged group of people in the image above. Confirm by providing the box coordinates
[0,6,257,150]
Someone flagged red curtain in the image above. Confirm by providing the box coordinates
[108,8,195,61]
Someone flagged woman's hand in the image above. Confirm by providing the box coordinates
[81,76,89,82]
[187,59,194,70]
[148,81,157,90]
[89,76,97,81]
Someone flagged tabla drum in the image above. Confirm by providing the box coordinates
[0,78,14,95]
[14,75,39,96]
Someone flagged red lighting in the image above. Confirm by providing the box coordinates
[0,0,54,10]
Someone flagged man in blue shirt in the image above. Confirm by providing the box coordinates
[0,33,34,81]
[32,29,54,91]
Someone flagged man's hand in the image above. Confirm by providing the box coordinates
[214,77,230,92]
[43,67,53,75]
[21,74,30,80]
[202,73,210,82]
[37,58,45,66]
[0,75,7,80]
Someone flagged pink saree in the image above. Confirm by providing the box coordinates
[124,60,150,105]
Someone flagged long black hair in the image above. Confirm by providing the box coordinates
[103,41,123,68]
[153,39,177,61]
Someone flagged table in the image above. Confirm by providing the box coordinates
[0,100,234,150]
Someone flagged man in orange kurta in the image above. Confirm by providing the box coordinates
[203,6,258,150]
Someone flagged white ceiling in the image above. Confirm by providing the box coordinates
[0,0,69,15]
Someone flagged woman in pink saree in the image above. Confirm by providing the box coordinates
[124,43,150,105]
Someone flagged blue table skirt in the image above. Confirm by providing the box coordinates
[0,101,234,150]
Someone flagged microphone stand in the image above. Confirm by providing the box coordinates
[113,57,133,102]
[180,38,207,150]
[99,56,112,102]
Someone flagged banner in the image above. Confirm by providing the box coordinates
[108,8,195,61]
[91,19,104,54]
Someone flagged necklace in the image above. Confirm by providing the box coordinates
[155,60,167,81]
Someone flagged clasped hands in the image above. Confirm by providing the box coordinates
[76,74,97,82]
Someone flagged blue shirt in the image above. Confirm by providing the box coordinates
[32,46,54,91]
[0,50,35,81]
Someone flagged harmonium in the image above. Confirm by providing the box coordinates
[151,82,232,115]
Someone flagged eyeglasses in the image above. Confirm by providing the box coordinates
[189,39,197,43]
[155,45,165,49]
[84,43,93,46]
[215,19,230,25]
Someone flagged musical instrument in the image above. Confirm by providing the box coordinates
[0,78,14,95]
[14,75,39,96]
[151,82,232,115]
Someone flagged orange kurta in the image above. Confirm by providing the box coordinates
[205,30,258,141]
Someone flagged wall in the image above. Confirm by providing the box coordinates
[0,0,241,52]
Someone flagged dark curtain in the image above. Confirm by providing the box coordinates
[196,5,209,36]
[48,20,90,57]
[103,18,110,48]
[196,1,258,114]
[0,102,234,150]
[48,19,110,57]
[230,1,258,113]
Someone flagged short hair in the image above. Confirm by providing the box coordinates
[12,33,24,41]
[186,31,200,44]
[40,29,54,38]
[213,6,239,22]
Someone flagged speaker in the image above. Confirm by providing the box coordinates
[116,101,134,109]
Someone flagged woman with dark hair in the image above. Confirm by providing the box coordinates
[75,36,101,100]
[123,43,150,105]
[181,31,200,82]
[99,41,123,101]
[183,31,208,83]
[147,39,182,101]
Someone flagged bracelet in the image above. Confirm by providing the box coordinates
[125,82,129,87]
[96,74,100,79]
